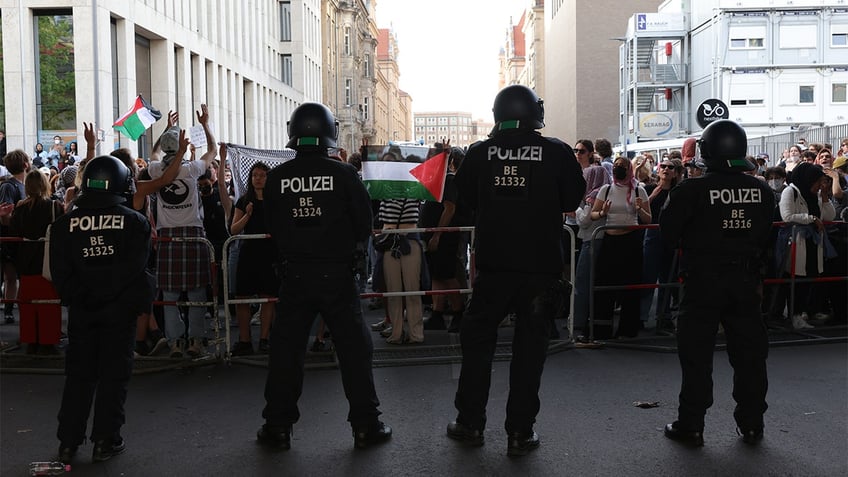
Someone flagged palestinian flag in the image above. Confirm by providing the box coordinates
[113,95,162,140]
[362,148,448,201]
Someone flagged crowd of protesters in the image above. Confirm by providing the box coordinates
[1,127,846,355]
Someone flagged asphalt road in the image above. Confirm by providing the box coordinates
[1,336,846,476]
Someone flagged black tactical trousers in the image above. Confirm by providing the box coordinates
[675,266,769,432]
[454,270,558,434]
[57,305,136,445]
[263,264,381,429]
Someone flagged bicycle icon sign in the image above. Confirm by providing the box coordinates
[696,98,730,128]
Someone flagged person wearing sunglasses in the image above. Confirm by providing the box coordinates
[562,139,597,336]
[838,138,848,159]
[684,159,706,178]
[640,159,683,332]
[571,162,611,342]
[572,139,595,168]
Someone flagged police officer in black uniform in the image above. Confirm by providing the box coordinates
[50,155,154,463]
[258,103,391,450]
[447,85,585,457]
[660,120,775,446]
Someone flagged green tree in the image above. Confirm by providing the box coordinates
[37,14,76,131]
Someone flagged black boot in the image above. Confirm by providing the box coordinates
[447,311,463,333]
[424,311,447,330]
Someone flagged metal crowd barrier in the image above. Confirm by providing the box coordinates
[585,221,848,351]
[220,233,278,362]
[150,235,223,364]
[360,225,476,299]
[0,234,222,374]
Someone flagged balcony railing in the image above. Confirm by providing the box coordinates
[628,63,687,84]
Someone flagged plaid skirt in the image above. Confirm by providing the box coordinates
[156,226,212,291]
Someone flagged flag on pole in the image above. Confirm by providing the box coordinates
[113,95,162,141]
[362,147,448,201]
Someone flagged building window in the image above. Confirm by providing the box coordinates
[832,24,848,47]
[280,1,291,41]
[363,97,369,120]
[344,78,352,106]
[730,99,764,106]
[36,11,77,135]
[833,83,847,103]
[730,37,764,49]
[729,26,765,50]
[344,26,351,56]
[281,54,293,86]
[364,54,371,78]
[779,24,816,49]
[799,85,814,104]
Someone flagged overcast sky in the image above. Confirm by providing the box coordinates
[375,0,529,124]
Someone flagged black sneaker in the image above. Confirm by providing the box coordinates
[58,444,78,464]
[230,341,254,357]
[446,312,463,333]
[37,344,60,356]
[664,422,704,447]
[506,430,540,457]
[424,312,447,330]
[148,333,169,356]
[134,341,150,356]
[353,421,392,449]
[256,424,291,449]
[446,421,484,446]
[257,339,270,354]
[92,438,126,462]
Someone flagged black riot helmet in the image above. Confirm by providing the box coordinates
[492,85,545,132]
[74,155,132,208]
[698,119,754,172]
[286,102,339,150]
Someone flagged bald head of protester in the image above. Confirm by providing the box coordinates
[74,155,132,208]
[285,102,338,151]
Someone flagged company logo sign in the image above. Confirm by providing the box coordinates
[696,99,730,128]
[638,112,678,138]
[635,13,685,32]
